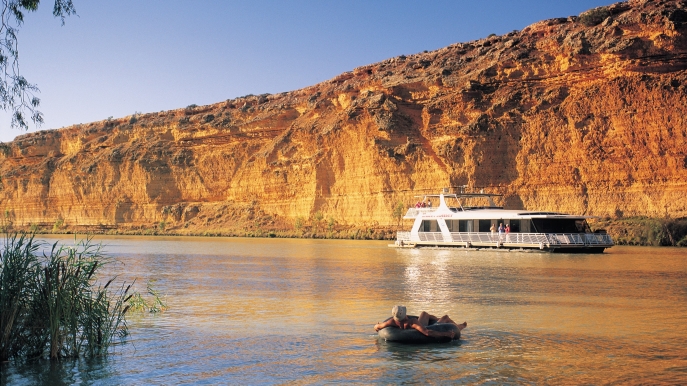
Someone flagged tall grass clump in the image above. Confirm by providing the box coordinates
[0,233,132,361]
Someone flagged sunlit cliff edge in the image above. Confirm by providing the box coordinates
[1,0,686,243]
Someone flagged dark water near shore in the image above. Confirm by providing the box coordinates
[3,236,687,384]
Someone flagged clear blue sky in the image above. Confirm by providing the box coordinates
[0,0,617,143]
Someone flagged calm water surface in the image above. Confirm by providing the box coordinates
[2,236,687,385]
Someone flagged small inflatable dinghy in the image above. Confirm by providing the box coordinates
[377,316,461,344]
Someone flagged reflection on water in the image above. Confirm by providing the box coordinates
[2,236,687,384]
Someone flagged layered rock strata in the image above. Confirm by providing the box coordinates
[1,0,686,235]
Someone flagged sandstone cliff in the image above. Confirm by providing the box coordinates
[1,0,686,238]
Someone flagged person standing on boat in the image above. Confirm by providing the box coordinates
[490,223,496,240]
[505,223,511,242]
[498,223,505,240]
[374,305,466,338]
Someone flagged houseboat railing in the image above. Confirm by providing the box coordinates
[582,233,613,245]
[396,232,613,247]
[546,233,585,245]
[397,231,411,242]
[403,208,436,218]
[419,232,445,242]
[448,232,551,244]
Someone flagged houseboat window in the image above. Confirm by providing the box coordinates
[576,220,591,233]
[478,219,492,232]
[459,220,472,232]
[531,219,584,234]
[421,220,439,232]
[508,220,520,233]
[446,220,473,232]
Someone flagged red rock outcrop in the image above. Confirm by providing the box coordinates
[1,0,686,235]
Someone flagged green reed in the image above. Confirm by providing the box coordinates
[0,233,39,361]
[0,233,132,361]
[127,279,167,314]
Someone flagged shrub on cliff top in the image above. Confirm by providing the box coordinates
[579,6,611,26]
[0,142,10,156]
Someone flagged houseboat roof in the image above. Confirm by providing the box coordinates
[405,190,595,220]
[404,208,594,220]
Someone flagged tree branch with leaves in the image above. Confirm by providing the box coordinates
[0,0,75,130]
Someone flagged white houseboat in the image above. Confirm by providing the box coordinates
[393,188,613,253]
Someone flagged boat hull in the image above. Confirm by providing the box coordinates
[393,231,613,253]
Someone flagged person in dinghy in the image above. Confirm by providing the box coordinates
[373,305,467,338]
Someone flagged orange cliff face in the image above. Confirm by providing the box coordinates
[1,0,686,234]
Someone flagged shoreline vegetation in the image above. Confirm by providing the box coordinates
[3,217,686,247]
[0,233,166,362]
[0,234,131,361]
[592,217,687,247]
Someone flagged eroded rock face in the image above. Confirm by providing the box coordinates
[1,0,687,233]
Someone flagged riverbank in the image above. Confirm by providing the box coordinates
[4,217,686,247]
[591,217,687,247]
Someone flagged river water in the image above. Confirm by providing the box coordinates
[2,236,687,385]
